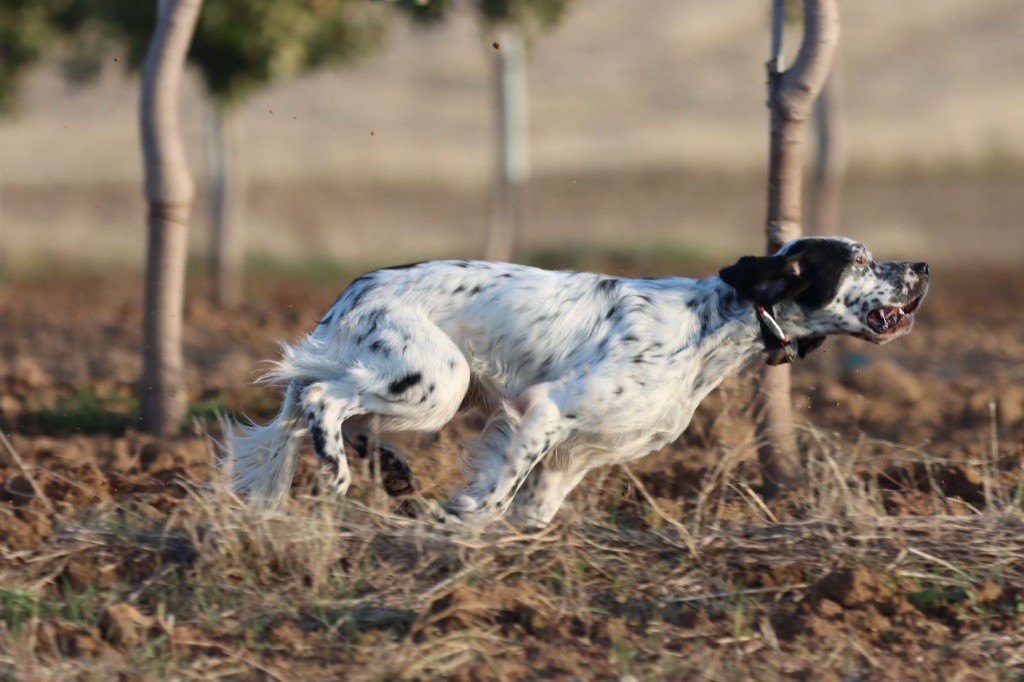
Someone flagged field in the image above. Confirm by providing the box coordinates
[3,0,1024,677]
[2,254,1023,680]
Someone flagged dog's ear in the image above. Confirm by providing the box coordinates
[797,335,826,359]
[719,255,808,306]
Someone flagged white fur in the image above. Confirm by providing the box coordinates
[221,237,928,526]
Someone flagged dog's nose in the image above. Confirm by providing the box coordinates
[912,262,929,276]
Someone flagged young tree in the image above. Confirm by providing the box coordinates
[139,0,204,436]
[808,71,845,235]
[757,0,839,497]
[394,0,573,262]
[62,0,385,307]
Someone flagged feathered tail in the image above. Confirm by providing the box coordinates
[220,382,304,507]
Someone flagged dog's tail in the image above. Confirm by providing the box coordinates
[219,382,304,507]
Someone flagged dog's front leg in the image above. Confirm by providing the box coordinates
[505,461,590,528]
[444,382,575,520]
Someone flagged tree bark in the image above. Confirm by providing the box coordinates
[482,23,528,262]
[139,0,203,437]
[808,70,846,235]
[757,0,839,498]
[207,101,245,308]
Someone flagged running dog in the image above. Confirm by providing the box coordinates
[223,237,928,526]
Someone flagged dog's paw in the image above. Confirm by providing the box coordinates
[395,497,453,525]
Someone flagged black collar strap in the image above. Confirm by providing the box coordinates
[756,304,798,365]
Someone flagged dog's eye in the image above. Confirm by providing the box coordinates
[854,255,867,266]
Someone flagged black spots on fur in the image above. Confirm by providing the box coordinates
[453,285,466,294]
[454,260,471,268]
[311,425,328,459]
[388,372,423,395]
[716,288,738,319]
[622,334,638,343]
[364,306,388,329]
[379,261,426,272]
[615,386,624,396]
[470,284,487,296]
[632,353,645,364]
[351,434,370,459]
[448,358,458,370]
[597,278,619,294]
[698,306,714,339]
[499,272,514,278]
[565,413,577,420]
[605,305,619,321]
[349,283,378,311]
[369,339,391,357]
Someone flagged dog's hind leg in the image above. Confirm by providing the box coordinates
[303,311,471,500]
[299,381,364,497]
[343,420,416,497]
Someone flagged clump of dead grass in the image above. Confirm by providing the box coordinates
[2,423,1024,679]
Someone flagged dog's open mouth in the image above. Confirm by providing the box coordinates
[866,295,923,335]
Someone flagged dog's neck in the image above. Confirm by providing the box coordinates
[684,277,790,396]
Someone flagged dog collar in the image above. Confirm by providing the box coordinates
[756,305,798,365]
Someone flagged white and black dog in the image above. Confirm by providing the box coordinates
[224,237,928,526]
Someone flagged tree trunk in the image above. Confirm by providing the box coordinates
[482,23,528,262]
[757,0,839,498]
[207,101,245,308]
[139,0,203,437]
[808,70,845,235]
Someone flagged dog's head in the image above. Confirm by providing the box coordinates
[719,237,930,357]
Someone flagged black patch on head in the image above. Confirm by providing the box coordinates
[785,239,854,308]
[719,238,854,309]
[388,372,422,395]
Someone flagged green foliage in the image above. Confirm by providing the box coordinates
[389,0,572,32]
[18,386,137,435]
[476,0,570,28]
[0,0,65,114]
[62,0,387,106]
[13,386,234,435]
[0,584,101,635]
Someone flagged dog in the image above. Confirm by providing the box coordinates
[223,236,928,526]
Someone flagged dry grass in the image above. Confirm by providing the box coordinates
[2,425,1023,680]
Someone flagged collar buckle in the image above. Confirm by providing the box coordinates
[756,305,798,365]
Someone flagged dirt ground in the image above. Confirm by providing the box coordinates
[1,259,1023,679]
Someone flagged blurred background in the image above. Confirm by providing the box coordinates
[2,0,1023,274]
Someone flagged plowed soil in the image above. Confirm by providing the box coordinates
[2,261,1023,679]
